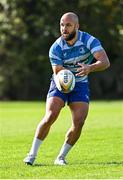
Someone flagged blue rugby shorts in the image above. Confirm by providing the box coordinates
[47,79,90,104]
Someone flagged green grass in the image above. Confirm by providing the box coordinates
[0,101,123,179]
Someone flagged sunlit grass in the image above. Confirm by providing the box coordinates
[0,101,123,179]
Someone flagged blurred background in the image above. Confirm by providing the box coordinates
[0,0,123,101]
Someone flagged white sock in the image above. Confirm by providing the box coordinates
[58,143,72,158]
[29,137,42,156]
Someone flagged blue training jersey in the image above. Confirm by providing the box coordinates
[49,30,104,82]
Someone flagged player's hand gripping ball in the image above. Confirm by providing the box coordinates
[55,69,75,93]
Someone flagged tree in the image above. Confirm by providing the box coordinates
[0,0,123,100]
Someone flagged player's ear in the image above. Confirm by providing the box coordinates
[75,23,79,30]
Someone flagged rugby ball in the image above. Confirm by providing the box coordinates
[55,69,75,93]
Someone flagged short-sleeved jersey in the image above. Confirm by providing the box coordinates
[49,30,104,82]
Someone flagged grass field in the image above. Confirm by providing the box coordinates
[0,101,123,179]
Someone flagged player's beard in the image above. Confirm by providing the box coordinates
[63,30,76,41]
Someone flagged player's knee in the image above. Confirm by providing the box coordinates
[44,110,58,125]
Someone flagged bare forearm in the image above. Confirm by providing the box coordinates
[76,50,110,76]
[90,50,110,72]
[89,60,110,72]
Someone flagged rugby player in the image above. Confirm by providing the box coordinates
[24,12,110,165]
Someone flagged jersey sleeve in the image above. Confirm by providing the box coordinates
[49,42,63,66]
[82,32,104,54]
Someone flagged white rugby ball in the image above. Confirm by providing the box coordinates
[55,69,75,93]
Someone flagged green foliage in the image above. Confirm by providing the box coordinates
[0,0,123,99]
[0,101,123,178]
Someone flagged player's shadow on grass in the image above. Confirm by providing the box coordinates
[31,161,123,167]
[34,163,53,167]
